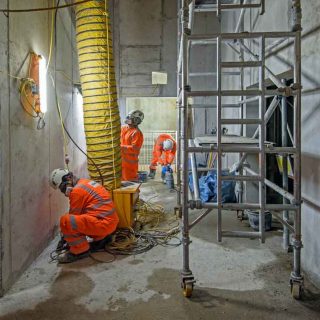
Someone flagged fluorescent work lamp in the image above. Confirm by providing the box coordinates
[39,55,47,114]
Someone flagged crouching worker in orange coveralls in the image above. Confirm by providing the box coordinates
[148,134,176,179]
[49,169,119,264]
[121,110,144,181]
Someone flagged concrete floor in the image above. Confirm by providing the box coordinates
[0,179,320,320]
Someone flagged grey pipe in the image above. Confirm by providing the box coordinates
[235,0,248,34]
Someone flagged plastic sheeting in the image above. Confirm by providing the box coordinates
[75,0,121,190]
[189,170,237,203]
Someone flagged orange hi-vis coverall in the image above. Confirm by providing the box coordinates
[121,125,144,181]
[150,134,176,170]
[60,179,119,255]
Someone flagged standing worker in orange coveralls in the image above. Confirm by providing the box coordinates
[121,110,144,181]
[148,134,176,179]
[49,169,119,263]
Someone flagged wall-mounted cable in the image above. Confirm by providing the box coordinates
[49,73,104,184]
[0,0,92,13]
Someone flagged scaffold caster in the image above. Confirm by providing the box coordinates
[174,206,182,219]
[182,282,193,298]
[181,276,195,298]
[290,280,303,300]
[237,210,245,221]
[291,282,302,300]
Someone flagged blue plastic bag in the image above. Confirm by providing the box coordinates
[189,169,237,203]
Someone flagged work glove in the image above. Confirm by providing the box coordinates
[55,236,69,253]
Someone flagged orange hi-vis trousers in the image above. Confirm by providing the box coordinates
[121,125,144,181]
[60,179,119,254]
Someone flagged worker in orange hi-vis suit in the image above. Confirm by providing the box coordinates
[49,169,119,264]
[148,134,176,179]
[121,110,144,181]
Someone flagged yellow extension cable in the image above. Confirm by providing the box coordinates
[107,199,180,253]
[49,74,69,170]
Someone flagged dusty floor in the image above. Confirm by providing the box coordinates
[0,179,320,320]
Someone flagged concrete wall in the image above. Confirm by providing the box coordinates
[242,0,320,286]
[112,0,178,120]
[190,12,220,139]
[0,0,87,295]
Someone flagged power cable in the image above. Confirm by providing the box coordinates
[50,74,104,184]
[49,0,103,183]
[46,0,57,71]
[49,200,181,263]
[0,0,92,13]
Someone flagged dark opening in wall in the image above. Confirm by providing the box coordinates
[266,79,294,203]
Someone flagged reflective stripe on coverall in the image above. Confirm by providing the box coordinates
[121,125,144,181]
[150,134,176,170]
[60,179,119,254]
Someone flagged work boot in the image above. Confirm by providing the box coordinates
[57,250,90,264]
[148,169,156,179]
[89,234,113,252]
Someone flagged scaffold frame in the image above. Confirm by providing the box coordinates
[176,0,303,299]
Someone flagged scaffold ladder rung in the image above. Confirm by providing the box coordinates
[221,61,262,68]
[187,90,263,97]
[221,175,262,182]
[221,231,261,239]
[221,118,262,125]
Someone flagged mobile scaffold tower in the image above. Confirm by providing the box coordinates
[176,0,303,299]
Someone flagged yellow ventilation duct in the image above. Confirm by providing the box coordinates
[74,0,121,190]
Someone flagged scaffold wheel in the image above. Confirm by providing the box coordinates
[291,282,302,300]
[183,283,193,298]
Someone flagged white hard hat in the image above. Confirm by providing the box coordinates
[49,168,69,189]
[125,110,144,126]
[163,139,174,151]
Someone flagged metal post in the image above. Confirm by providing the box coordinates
[189,140,200,201]
[188,0,195,30]
[235,0,248,33]
[217,36,222,242]
[238,1,245,206]
[289,0,303,298]
[292,27,303,283]
[281,79,290,251]
[176,0,182,211]
[217,0,221,19]
[236,96,279,171]
[259,36,266,243]
[181,0,191,277]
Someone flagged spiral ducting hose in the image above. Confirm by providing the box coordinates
[74,0,121,190]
